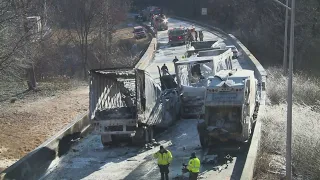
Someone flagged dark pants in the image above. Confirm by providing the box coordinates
[158,165,169,180]
[189,172,199,180]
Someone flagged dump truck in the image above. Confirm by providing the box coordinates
[89,68,180,146]
[173,48,234,118]
[197,69,260,147]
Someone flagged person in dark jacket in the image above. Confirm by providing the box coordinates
[161,64,169,75]
[199,31,204,41]
[195,31,198,41]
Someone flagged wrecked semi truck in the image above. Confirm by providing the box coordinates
[174,47,234,118]
[89,68,180,146]
[197,69,260,147]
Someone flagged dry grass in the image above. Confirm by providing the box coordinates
[255,67,320,179]
[0,77,86,102]
[267,66,320,107]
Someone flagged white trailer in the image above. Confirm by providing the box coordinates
[197,69,260,147]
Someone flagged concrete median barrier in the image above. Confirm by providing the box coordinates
[0,112,90,180]
[135,38,157,70]
[240,106,264,180]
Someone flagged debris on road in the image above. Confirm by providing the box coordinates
[202,154,218,164]
[144,139,161,150]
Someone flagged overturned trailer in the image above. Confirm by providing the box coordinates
[89,68,180,146]
[174,47,234,118]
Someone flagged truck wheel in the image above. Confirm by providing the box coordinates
[101,135,112,147]
[199,133,208,148]
[148,127,154,143]
[131,127,146,145]
[197,122,208,148]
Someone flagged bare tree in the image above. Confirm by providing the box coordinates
[57,0,101,79]
[93,0,131,68]
[0,1,36,87]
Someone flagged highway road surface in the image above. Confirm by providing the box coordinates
[40,17,253,180]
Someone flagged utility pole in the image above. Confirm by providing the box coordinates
[269,0,294,179]
[283,0,289,75]
[286,0,295,178]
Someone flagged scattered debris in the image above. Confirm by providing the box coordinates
[173,175,188,180]
[202,154,218,164]
[72,148,79,152]
[127,158,138,161]
[71,138,80,142]
[144,139,160,149]
[151,139,160,146]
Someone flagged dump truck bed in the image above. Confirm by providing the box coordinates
[89,69,137,121]
[89,68,173,127]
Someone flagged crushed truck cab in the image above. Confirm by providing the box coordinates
[197,69,260,147]
[173,44,234,118]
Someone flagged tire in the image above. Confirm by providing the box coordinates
[197,122,208,148]
[131,127,151,145]
[148,127,154,142]
[199,133,209,148]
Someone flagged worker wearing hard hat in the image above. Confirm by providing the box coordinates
[187,152,201,180]
[154,145,173,180]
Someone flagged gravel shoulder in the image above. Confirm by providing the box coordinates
[0,80,89,171]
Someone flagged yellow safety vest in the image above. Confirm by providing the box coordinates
[187,157,201,173]
[154,150,173,165]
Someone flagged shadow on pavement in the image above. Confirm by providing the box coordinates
[122,123,249,180]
